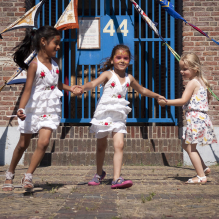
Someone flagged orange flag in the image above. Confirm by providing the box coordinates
[54,0,79,31]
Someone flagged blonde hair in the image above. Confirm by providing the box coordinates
[180,52,211,100]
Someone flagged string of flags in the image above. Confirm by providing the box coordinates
[130,0,181,62]
[158,0,219,46]
[0,0,79,92]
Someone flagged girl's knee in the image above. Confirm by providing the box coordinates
[114,141,124,150]
[37,138,50,150]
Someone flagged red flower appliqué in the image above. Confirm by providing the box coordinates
[56,69,59,74]
[110,81,116,88]
[105,122,108,126]
[51,85,55,90]
[118,94,122,98]
[126,83,130,87]
[40,71,45,78]
[43,115,47,118]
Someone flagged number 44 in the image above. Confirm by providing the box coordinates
[103,19,129,36]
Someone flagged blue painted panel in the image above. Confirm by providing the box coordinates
[76,15,134,65]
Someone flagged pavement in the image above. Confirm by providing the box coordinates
[0,165,219,219]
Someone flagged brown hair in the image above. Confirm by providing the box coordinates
[180,52,211,101]
[99,45,132,72]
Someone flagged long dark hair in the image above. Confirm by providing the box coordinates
[13,26,60,69]
[99,45,132,72]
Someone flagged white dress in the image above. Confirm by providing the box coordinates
[90,70,132,138]
[18,57,63,134]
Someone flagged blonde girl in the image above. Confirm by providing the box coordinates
[158,52,217,184]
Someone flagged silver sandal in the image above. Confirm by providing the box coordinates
[21,173,34,191]
[2,171,15,191]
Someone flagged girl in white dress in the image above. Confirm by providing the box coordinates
[2,26,78,191]
[158,53,217,184]
[75,45,166,189]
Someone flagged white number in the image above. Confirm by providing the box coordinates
[117,19,129,36]
[103,19,115,36]
[103,19,129,36]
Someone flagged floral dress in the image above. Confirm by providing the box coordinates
[183,79,217,145]
[18,56,63,133]
[90,70,131,139]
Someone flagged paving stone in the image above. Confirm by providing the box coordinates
[0,165,219,218]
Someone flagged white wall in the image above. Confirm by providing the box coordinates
[0,126,24,166]
[183,127,219,166]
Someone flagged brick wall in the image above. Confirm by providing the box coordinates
[182,0,219,126]
[0,0,26,126]
[24,126,183,166]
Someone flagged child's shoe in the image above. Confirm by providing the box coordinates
[88,170,106,186]
[111,177,133,189]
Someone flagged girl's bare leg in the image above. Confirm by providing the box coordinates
[182,140,206,182]
[196,149,208,170]
[96,136,108,176]
[112,132,124,181]
[26,128,52,174]
[3,133,32,191]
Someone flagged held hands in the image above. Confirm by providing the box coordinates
[156,95,167,107]
[70,85,84,96]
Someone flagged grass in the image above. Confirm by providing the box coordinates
[141,192,156,203]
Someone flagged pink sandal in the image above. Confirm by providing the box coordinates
[111,177,133,189]
[88,170,106,186]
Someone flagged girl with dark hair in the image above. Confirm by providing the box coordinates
[2,26,80,191]
[74,45,166,189]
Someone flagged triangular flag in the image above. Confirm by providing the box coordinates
[54,0,79,30]
[0,0,47,39]
[7,70,27,85]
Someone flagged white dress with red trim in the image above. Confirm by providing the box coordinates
[90,70,131,138]
[18,57,63,133]
[182,79,217,145]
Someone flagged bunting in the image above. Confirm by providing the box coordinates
[0,0,47,39]
[0,0,79,91]
[158,0,219,46]
[130,0,180,61]
[54,0,79,31]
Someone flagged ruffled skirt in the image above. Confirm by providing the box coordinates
[90,97,131,138]
[18,88,63,134]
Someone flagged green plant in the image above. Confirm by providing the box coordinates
[141,194,146,203]
[146,192,156,201]
[49,187,58,194]
[177,160,183,167]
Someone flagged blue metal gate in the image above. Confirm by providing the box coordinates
[35,0,177,124]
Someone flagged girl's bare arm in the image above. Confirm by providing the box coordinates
[160,80,196,106]
[17,61,37,120]
[130,75,165,100]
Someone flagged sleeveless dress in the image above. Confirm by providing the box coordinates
[183,79,217,145]
[90,70,132,139]
[18,57,63,133]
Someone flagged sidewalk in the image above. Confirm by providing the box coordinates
[0,165,219,219]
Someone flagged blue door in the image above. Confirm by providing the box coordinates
[36,0,177,125]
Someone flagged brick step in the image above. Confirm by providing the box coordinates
[24,152,183,167]
[28,138,182,153]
